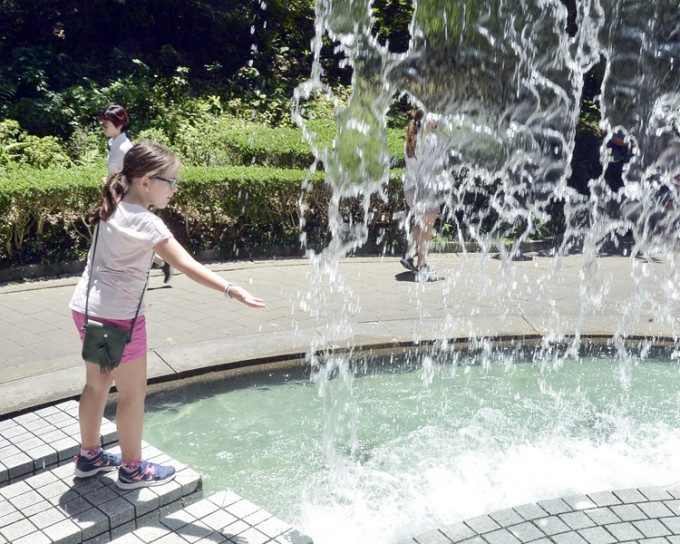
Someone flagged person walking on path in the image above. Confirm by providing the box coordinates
[101,104,133,176]
[100,104,172,283]
[69,141,265,490]
[400,108,446,281]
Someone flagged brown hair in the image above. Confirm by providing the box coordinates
[100,104,130,131]
[90,140,178,225]
[405,108,425,159]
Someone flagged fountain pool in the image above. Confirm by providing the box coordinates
[140,343,680,544]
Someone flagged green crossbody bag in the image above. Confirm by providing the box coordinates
[81,224,150,372]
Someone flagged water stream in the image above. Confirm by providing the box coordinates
[144,347,680,543]
[144,2,680,542]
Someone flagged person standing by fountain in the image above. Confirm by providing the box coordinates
[101,104,173,284]
[69,141,266,489]
[400,108,445,281]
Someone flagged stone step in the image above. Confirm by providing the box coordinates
[0,442,202,544]
[0,400,117,487]
[110,489,313,544]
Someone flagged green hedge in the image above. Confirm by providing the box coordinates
[0,165,407,269]
[173,119,406,169]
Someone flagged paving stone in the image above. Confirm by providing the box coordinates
[667,500,680,515]
[662,516,680,534]
[184,497,220,519]
[42,517,86,544]
[13,530,52,544]
[9,488,45,510]
[126,523,172,542]
[577,526,618,544]
[412,529,455,543]
[537,498,572,515]
[585,507,621,525]
[111,519,137,540]
[635,519,673,538]
[227,498,260,520]
[256,517,293,539]
[613,488,648,504]
[489,508,524,527]
[507,521,545,542]
[588,491,622,507]
[70,507,111,541]
[483,528,521,544]
[534,516,570,536]
[560,511,596,531]
[611,503,647,521]
[244,508,271,526]
[161,509,196,531]
[100,496,136,528]
[28,505,67,530]
[551,533,589,544]
[438,523,474,543]
[514,503,548,521]
[638,487,673,501]
[463,514,501,535]
[0,518,38,542]
[604,521,645,541]
[201,508,238,532]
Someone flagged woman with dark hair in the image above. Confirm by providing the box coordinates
[70,141,265,489]
[100,105,133,175]
[401,108,445,281]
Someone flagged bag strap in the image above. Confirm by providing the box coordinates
[84,222,151,339]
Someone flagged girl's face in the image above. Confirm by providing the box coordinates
[147,165,179,209]
[101,120,122,139]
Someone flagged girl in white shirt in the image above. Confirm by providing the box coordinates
[100,105,133,175]
[70,140,265,489]
[401,108,445,280]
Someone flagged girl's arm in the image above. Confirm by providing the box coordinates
[154,237,265,308]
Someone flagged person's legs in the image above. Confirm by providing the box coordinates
[79,363,115,448]
[111,355,147,462]
[415,213,438,267]
[75,363,121,477]
[112,355,176,489]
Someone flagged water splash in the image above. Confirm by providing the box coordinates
[292,1,680,541]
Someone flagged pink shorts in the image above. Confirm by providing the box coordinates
[72,310,148,364]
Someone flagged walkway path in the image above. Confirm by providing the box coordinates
[1,252,679,543]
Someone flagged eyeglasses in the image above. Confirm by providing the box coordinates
[152,176,179,188]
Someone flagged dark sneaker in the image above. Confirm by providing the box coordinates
[400,255,416,271]
[116,460,176,490]
[160,262,172,284]
[74,449,122,478]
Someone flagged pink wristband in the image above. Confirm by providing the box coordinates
[224,283,234,298]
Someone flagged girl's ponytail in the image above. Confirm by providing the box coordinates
[90,171,130,225]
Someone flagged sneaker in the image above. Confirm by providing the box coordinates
[116,460,176,490]
[400,255,416,271]
[160,262,172,284]
[414,264,437,282]
[74,449,122,478]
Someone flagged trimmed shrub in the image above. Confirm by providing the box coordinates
[0,164,407,269]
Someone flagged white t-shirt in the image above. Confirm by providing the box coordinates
[69,202,173,319]
[107,132,133,174]
[403,131,445,196]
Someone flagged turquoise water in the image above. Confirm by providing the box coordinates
[140,348,680,544]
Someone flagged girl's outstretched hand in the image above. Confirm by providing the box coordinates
[229,285,266,308]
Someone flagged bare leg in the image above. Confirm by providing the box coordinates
[111,356,147,461]
[415,213,438,267]
[79,363,115,448]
